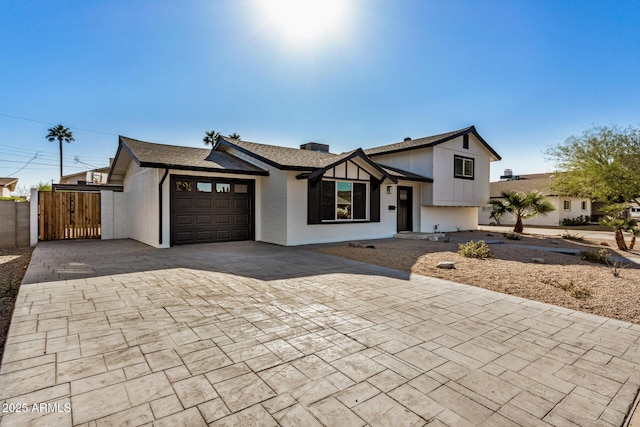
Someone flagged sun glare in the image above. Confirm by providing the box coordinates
[257,0,349,45]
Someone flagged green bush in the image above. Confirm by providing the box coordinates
[579,249,611,264]
[458,240,494,259]
[561,215,590,226]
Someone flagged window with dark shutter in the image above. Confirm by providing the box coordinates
[321,181,335,220]
[353,183,366,219]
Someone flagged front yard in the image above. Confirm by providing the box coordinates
[317,230,640,324]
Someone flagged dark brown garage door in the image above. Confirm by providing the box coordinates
[170,176,254,245]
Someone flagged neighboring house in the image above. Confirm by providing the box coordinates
[630,202,640,220]
[108,126,500,248]
[60,166,111,185]
[478,172,591,226]
[0,177,18,197]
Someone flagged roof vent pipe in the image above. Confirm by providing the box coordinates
[403,137,412,141]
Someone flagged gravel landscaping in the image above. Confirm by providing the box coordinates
[317,230,640,324]
[0,247,33,362]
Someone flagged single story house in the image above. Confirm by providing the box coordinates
[108,126,501,247]
[60,166,111,185]
[478,172,591,226]
[0,177,18,197]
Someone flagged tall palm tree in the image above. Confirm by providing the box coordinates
[46,124,75,180]
[489,191,555,233]
[228,132,241,140]
[203,130,220,146]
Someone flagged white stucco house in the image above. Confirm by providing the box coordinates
[107,126,501,248]
[478,172,592,227]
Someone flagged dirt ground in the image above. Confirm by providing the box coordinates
[317,230,640,324]
[0,247,33,362]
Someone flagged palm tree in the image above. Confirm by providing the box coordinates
[599,203,637,250]
[46,124,75,180]
[489,191,555,233]
[228,132,241,140]
[203,130,220,146]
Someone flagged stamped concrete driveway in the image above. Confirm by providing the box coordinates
[2,239,640,426]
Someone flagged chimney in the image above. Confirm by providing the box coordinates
[300,142,330,153]
[403,137,412,142]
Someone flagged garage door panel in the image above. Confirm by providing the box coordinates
[172,177,253,245]
[197,198,212,208]
[196,215,212,225]
[216,214,230,223]
[175,198,193,209]
[234,214,249,224]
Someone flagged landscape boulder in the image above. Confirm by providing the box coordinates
[437,261,455,269]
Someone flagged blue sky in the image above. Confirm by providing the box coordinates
[1,0,640,190]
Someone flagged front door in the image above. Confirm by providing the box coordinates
[397,186,413,232]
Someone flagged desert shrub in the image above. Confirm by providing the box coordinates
[561,215,590,226]
[502,233,522,240]
[561,231,584,241]
[579,249,611,264]
[458,240,493,259]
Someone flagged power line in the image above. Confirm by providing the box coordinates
[7,152,41,176]
[0,113,119,136]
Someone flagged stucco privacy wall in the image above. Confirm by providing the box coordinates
[0,200,29,248]
[286,172,401,246]
[100,190,129,240]
[420,206,478,232]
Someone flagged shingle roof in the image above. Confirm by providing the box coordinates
[490,173,561,198]
[364,125,501,160]
[117,136,268,175]
[217,137,337,169]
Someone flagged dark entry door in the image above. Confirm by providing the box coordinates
[397,186,413,232]
[171,176,253,245]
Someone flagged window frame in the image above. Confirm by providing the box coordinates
[581,201,587,211]
[563,200,571,210]
[453,155,474,180]
[321,179,369,222]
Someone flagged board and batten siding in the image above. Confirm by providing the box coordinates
[431,135,490,207]
[123,163,160,247]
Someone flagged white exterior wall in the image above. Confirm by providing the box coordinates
[431,135,490,206]
[124,163,161,247]
[258,169,288,245]
[370,147,434,179]
[100,190,130,240]
[420,206,478,232]
[630,202,640,219]
[285,172,398,245]
[1,187,11,197]
[558,197,590,224]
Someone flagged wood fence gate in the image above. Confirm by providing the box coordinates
[38,192,101,240]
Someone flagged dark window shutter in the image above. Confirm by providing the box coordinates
[370,178,381,222]
[307,179,321,224]
[321,181,335,220]
[353,183,366,219]
[463,134,469,149]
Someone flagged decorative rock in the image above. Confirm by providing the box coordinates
[365,245,376,249]
[600,241,610,246]
[532,258,545,264]
[348,242,362,248]
[437,261,455,269]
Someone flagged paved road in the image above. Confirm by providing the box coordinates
[2,239,640,426]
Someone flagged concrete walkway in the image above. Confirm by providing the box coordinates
[2,239,640,426]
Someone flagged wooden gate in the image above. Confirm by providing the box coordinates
[38,192,101,240]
